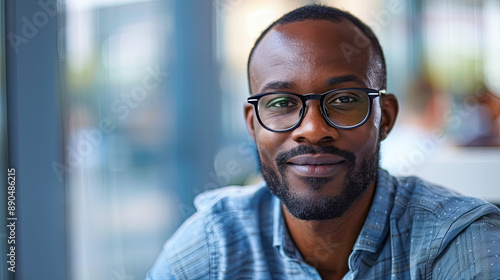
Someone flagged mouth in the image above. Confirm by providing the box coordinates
[286,154,346,177]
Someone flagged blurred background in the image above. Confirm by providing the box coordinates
[1,0,499,279]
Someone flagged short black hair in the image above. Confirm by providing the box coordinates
[247,4,386,92]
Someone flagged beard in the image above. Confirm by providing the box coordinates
[259,139,380,221]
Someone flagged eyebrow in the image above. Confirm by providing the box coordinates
[260,81,295,92]
[259,74,364,93]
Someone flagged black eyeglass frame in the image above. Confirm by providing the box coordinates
[247,88,386,133]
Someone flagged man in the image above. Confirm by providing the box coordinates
[147,5,500,279]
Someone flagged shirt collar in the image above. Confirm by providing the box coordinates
[272,194,303,260]
[352,168,395,253]
[272,195,282,249]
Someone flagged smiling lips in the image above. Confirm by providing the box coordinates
[286,154,345,177]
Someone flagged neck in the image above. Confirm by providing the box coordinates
[282,181,376,280]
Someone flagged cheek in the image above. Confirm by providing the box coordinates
[254,125,290,167]
[343,128,375,160]
[347,105,382,160]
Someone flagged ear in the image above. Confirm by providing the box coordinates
[244,104,256,142]
[380,94,399,141]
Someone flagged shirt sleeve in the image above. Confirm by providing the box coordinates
[146,212,211,280]
[431,214,500,280]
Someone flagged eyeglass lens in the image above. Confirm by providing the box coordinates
[256,89,370,131]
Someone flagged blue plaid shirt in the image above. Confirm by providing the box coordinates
[147,169,500,279]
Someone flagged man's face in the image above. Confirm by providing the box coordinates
[245,20,390,221]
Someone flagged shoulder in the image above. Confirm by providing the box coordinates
[431,214,500,279]
[389,172,500,240]
[383,170,500,278]
[147,182,272,279]
[146,210,210,279]
[387,172,499,223]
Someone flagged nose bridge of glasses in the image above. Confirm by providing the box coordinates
[302,94,322,113]
[302,93,322,102]
[300,96,331,127]
[301,94,327,118]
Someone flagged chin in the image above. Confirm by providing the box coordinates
[259,142,381,221]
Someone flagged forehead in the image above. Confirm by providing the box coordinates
[249,20,379,93]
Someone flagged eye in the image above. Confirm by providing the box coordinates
[332,96,356,103]
[267,97,297,108]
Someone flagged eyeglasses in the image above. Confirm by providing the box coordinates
[247,88,385,132]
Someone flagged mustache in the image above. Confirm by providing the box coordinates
[275,145,356,166]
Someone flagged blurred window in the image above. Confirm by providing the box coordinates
[63,0,500,279]
[64,1,178,278]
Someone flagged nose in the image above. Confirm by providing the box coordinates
[291,100,340,145]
